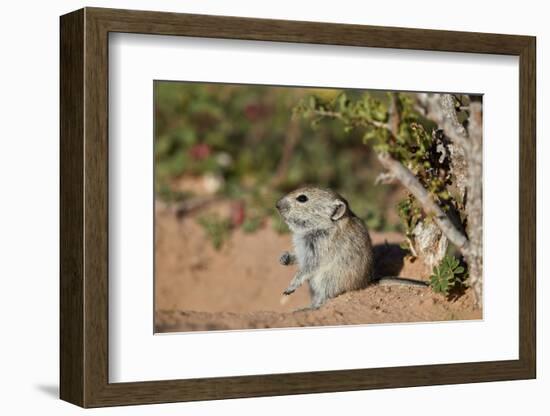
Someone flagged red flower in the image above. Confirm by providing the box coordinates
[231,201,246,227]
[244,103,267,121]
[189,143,211,160]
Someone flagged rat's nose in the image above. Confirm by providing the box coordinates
[276,198,289,211]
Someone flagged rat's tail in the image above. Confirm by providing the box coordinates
[375,276,429,287]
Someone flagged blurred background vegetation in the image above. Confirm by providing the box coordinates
[155,81,405,245]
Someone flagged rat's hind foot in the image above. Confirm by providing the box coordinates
[293,306,313,313]
[293,304,321,313]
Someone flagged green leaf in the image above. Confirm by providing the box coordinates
[429,255,468,297]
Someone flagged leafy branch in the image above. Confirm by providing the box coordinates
[295,92,470,255]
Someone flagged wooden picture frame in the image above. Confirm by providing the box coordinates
[60,7,536,408]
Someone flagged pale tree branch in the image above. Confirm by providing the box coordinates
[388,93,401,136]
[376,152,470,255]
[418,94,483,306]
[388,93,450,269]
[464,101,483,305]
[418,93,472,155]
[417,94,470,202]
[375,172,396,185]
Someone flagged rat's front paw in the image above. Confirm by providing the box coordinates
[279,251,292,266]
[283,287,295,296]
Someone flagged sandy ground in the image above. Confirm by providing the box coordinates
[154,202,481,332]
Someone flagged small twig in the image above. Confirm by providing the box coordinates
[156,196,220,219]
[405,236,418,258]
[271,119,301,187]
[310,108,388,129]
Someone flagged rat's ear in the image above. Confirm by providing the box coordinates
[330,199,347,221]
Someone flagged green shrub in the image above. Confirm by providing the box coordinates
[197,214,232,250]
[242,216,263,233]
[155,82,403,243]
[429,255,467,297]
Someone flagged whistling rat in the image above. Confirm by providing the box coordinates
[276,186,427,309]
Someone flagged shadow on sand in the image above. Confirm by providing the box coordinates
[373,242,407,279]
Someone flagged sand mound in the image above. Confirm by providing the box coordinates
[154,202,481,332]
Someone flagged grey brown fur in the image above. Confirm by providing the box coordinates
[276,187,375,309]
[277,186,427,309]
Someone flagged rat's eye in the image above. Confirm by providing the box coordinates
[296,194,308,203]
